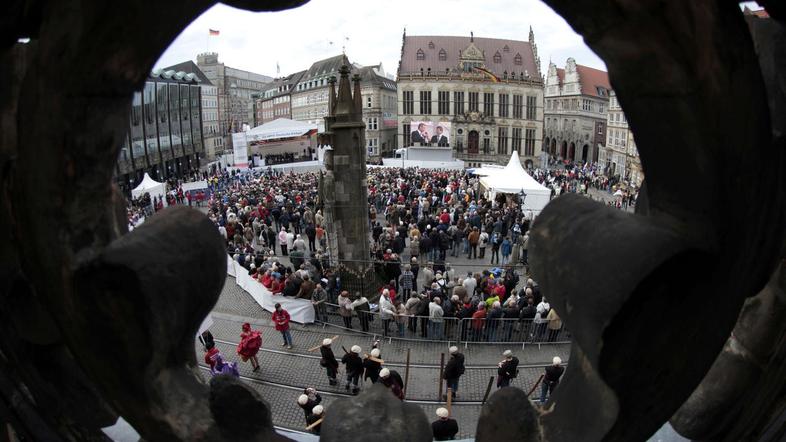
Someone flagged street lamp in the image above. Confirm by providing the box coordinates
[519,189,527,210]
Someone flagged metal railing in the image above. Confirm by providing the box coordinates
[314,301,570,344]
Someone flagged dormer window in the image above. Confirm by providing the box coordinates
[596,86,607,96]
[416,49,425,60]
[493,52,502,63]
[503,45,510,53]
[428,41,435,49]
[438,49,447,61]
[514,53,522,65]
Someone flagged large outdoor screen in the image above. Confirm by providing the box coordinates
[408,121,451,147]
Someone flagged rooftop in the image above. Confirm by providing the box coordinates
[399,35,539,80]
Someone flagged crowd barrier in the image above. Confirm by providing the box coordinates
[315,301,570,344]
[227,256,315,324]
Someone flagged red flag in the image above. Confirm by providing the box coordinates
[209,29,220,36]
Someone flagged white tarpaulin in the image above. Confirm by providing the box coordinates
[131,173,166,204]
[246,118,317,142]
[181,180,208,192]
[227,255,315,324]
[479,151,551,216]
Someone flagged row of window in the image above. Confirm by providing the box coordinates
[545,98,606,114]
[402,91,538,119]
[415,48,524,66]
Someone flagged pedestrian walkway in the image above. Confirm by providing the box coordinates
[203,276,571,438]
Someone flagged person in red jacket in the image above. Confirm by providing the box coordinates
[272,303,293,349]
[204,341,220,370]
[237,322,262,372]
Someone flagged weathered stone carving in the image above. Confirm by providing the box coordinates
[321,384,431,442]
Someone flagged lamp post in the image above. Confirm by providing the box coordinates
[519,189,527,211]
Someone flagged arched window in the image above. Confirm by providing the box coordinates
[493,51,502,63]
[416,49,425,60]
[438,49,447,61]
[514,53,522,65]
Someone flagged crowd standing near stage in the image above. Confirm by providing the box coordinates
[130,161,626,434]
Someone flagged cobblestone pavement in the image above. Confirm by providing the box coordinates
[203,276,570,438]
[200,365,483,440]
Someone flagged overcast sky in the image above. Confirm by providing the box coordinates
[154,0,608,79]
[155,0,767,80]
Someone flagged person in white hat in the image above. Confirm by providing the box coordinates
[342,345,364,395]
[540,356,565,404]
[443,346,465,400]
[378,367,404,400]
[305,404,324,435]
[363,348,383,383]
[320,338,339,386]
[296,388,322,420]
[431,407,458,440]
[497,349,519,388]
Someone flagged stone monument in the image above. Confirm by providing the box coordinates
[319,66,376,297]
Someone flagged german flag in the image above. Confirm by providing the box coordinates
[473,66,500,83]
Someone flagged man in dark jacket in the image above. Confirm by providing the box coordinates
[497,349,519,388]
[320,338,339,386]
[342,345,364,395]
[443,346,465,399]
[363,348,383,384]
[540,356,565,404]
[432,408,459,441]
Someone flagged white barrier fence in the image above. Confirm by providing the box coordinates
[227,256,315,324]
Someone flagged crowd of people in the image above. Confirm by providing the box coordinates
[140,161,609,439]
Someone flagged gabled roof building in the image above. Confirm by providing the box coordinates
[396,30,545,168]
[543,58,611,164]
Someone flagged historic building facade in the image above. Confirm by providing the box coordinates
[116,70,204,194]
[288,54,397,162]
[256,70,305,125]
[598,90,643,186]
[196,52,271,150]
[396,31,544,168]
[357,65,398,161]
[162,61,221,162]
[543,58,611,164]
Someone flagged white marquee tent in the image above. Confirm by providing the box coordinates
[245,118,318,142]
[131,173,166,204]
[478,151,551,216]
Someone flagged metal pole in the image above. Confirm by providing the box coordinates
[527,374,544,398]
[481,376,495,405]
[403,348,411,399]
[438,352,445,402]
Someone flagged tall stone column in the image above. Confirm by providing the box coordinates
[320,66,376,298]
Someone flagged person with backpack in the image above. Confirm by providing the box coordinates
[237,322,262,372]
[497,349,519,388]
[319,338,339,386]
[342,345,364,395]
[443,346,465,400]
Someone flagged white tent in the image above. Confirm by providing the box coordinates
[131,173,166,204]
[245,118,318,142]
[479,151,551,216]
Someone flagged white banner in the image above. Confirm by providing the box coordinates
[226,256,315,324]
[231,132,249,169]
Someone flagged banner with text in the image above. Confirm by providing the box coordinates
[231,132,249,168]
